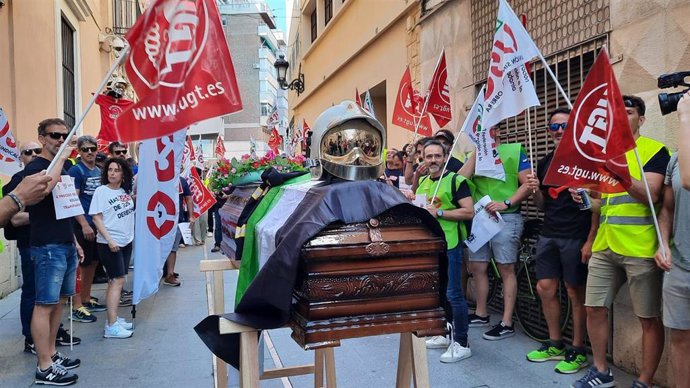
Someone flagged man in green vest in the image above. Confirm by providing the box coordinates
[459,128,534,341]
[416,139,475,363]
[572,95,670,388]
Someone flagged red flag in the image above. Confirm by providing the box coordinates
[268,128,282,154]
[188,166,216,218]
[215,134,226,158]
[115,0,242,142]
[426,51,452,128]
[355,88,363,107]
[543,50,636,193]
[301,119,311,151]
[392,67,432,136]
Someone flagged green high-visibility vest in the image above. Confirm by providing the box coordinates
[593,136,668,258]
[416,171,468,250]
[471,143,523,213]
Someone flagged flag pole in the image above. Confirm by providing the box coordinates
[526,105,536,175]
[633,148,668,261]
[47,46,130,173]
[412,50,444,140]
[537,54,573,110]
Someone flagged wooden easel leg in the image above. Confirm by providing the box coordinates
[313,348,337,388]
[213,356,228,388]
[410,334,430,388]
[324,347,336,388]
[239,331,260,388]
[314,348,325,388]
[395,332,413,388]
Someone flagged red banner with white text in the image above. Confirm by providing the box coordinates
[392,67,432,137]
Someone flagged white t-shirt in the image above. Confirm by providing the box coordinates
[89,185,135,246]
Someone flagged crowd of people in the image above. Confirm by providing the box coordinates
[378,94,690,388]
[0,119,217,385]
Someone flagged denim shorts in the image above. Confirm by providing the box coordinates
[468,212,524,264]
[32,243,78,305]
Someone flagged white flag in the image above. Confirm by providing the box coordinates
[363,89,376,117]
[483,0,541,130]
[459,87,505,181]
[132,130,185,305]
[0,108,21,176]
[194,141,204,168]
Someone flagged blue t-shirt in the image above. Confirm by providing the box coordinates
[518,151,531,172]
[68,161,102,225]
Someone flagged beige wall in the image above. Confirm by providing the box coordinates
[0,0,115,297]
[288,0,420,150]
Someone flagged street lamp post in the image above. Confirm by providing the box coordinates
[274,54,305,96]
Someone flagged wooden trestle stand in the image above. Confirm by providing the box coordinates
[201,259,430,388]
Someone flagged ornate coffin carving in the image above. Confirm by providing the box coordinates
[289,207,447,349]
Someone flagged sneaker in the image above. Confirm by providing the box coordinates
[570,366,615,388]
[55,327,81,346]
[211,246,221,253]
[121,289,133,297]
[51,352,80,370]
[104,322,133,339]
[89,296,99,303]
[468,313,490,327]
[35,363,78,386]
[439,341,472,363]
[119,296,133,307]
[555,349,589,374]
[425,335,451,349]
[84,300,106,312]
[70,306,97,323]
[526,342,566,362]
[207,232,214,237]
[116,317,133,330]
[482,321,515,341]
[25,339,36,354]
[163,275,181,286]
[630,379,649,388]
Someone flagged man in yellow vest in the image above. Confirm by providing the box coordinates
[459,128,535,341]
[571,95,670,388]
[416,139,475,363]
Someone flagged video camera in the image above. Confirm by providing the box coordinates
[658,71,690,115]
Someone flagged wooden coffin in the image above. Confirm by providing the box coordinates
[218,183,260,259]
[289,208,447,349]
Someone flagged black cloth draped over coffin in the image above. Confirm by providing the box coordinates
[194,180,447,369]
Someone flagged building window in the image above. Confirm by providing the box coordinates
[310,10,317,43]
[325,0,333,25]
[261,103,274,117]
[61,17,76,129]
[113,0,140,35]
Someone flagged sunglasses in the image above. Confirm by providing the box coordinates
[45,132,69,140]
[549,123,567,132]
[80,146,97,153]
[21,148,42,156]
[113,149,128,156]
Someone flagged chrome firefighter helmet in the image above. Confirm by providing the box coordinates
[308,100,386,181]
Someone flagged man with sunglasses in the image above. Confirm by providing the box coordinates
[108,141,128,159]
[523,108,592,374]
[24,118,81,385]
[68,136,106,323]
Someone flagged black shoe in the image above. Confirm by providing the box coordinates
[51,352,80,370]
[468,313,491,327]
[55,327,81,346]
[24,339,36,354]
[35,364,78,386]
[482,321,515,341]
[84,300,106,312]
[211,246,220,253]
[119,296,133,307]
[121,289,133,297]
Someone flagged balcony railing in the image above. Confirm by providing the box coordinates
[112,0,141,35]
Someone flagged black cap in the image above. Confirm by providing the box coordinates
[434,129,455,144]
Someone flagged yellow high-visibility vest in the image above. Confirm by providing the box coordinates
[592,136,668,258]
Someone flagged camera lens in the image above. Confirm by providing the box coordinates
[658,91,685,115]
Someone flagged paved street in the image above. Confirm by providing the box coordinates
[0,244,637,388]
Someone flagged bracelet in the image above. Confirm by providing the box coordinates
[7,192,25,212]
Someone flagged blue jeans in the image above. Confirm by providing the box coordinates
[32,243,78,304]
[214,209,222,247]
[18,247,34,341]
[447,247,469,344]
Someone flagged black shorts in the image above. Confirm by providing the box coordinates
[97,242,133,280]
[535,236,588,287]
[75,225,99,266]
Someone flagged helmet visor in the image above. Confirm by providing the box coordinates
[320,121,382,167]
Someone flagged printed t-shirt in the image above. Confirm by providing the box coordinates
[89,185,135,246]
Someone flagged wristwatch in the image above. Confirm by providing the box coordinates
[436,209,444,218]
[503,199,512,208]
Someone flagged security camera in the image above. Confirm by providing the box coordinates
[111,37,125,52]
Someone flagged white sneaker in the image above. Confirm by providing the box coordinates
[439,341,471,363]
[425,335,451,349]
[116,317,133,330]
[104,322,133,339]
[207,232,213,237]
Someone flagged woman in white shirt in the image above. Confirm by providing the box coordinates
[89,158,135,339]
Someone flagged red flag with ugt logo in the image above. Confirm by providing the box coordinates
[115,0,242,142]
[426,51,452,128]
[392,67,432,137]
[215,134,226,158]
[543,50,636,193]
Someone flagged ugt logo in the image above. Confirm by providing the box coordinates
[573,84,611,163]
[129,0,209,89]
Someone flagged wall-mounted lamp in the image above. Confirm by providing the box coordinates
[274,54,305,96]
